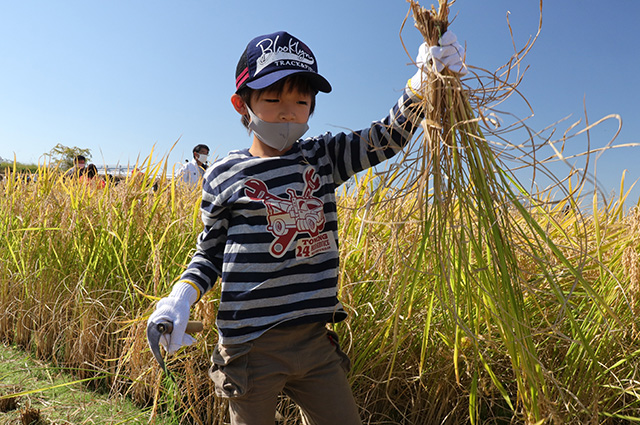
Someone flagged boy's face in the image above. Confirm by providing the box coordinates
[249,86,312,125]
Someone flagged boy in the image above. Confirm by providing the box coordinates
[148,30,466,424]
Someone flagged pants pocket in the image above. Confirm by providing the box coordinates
[209,342,253,399]
[326,329,352,373]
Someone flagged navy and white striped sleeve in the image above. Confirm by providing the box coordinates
[178,166,232,296]
[324,89,423,185]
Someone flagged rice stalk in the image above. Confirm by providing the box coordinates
[378,0,637,422]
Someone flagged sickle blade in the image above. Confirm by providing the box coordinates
[146,321,172,376]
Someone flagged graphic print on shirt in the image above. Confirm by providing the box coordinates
[244,167,334,258]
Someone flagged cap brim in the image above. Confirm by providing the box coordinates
[246,69,332,93]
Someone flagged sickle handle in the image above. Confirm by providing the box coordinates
[185,321,204,334]
[157,320,203,335]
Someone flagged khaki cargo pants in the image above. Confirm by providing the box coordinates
[209,322,362,425]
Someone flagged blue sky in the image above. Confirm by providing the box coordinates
[1,0,639,205]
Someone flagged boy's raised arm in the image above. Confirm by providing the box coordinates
[324,31,468,185]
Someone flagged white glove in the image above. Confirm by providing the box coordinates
[427,30,468,75]
[407,30,468,97]
[148,280,199,355]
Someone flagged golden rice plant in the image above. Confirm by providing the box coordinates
[1,154,201,375]
[1,151,639,423]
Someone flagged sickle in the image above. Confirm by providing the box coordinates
[147,320,204,377]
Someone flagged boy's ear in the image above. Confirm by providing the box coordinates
[231,94,248,115]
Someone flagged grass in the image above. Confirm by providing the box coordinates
[0,161,38,174]
[0,343,175,425]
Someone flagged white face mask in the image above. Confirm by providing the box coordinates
[247,108,309,152]
[196,153,208,164]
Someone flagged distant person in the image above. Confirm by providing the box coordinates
[63,155,87,179]
[85,163,98,178]
[176,144,209,186]
[81,163,106,188]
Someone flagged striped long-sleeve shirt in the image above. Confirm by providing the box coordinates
[181,89,423,344]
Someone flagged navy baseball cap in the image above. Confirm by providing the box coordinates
[235,31,332,94]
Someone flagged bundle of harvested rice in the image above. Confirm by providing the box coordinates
[394,1,626,422]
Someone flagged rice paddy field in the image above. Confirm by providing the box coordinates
[1,150,638,424]
[1,2,639,424]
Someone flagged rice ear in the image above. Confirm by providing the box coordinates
[409,0,449,46]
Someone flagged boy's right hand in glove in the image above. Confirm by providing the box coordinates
[147,280,200,354]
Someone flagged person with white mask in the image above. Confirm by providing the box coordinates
[176,144,209,186]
